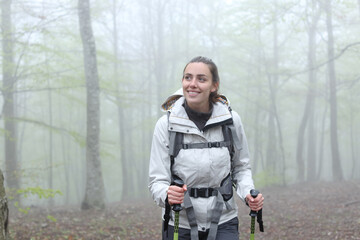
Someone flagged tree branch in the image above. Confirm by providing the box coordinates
[283,41,360,81]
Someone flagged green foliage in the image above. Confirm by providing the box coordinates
[14,201,30,214]
[69,130,86,147]
[11,187,63,222]
[17,187,62,199]
[47,215,57,222]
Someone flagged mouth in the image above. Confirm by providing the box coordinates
[187,91,200,97]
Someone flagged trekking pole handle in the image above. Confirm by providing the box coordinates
[250,189,259,198]
[172,179,184,212]
[249,189,259,217]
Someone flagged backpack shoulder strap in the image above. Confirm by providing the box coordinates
[227,124,242,152]
[221,109,242,161]
[164,111,184,235]
[169,131,184,160]
[167,111,184,176]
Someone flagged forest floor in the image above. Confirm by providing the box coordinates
[9,180,360,240]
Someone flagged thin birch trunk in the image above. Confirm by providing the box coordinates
[78,0,106,209]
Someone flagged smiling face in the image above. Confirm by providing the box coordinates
[182,62,218,113]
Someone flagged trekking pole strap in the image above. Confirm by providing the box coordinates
[257,209,264,232]
[163,198,171,235]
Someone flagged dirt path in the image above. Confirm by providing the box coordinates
[9,180,360,239]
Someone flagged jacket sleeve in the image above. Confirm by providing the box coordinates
[148,115,172,208]
[231,111,255,201]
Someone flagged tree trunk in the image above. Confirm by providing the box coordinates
[252,89,262,175]
[2,0,19,198]
[266,0,287,185]
[252,0,264,175]
[296,0,320,182]
[306,0,321,182]
[78,0,106,210]
[59,100,70,204]
[265,94,277,173]
[109,0,135,200]
[306,109,316,181]
[316,104,327,180]
[324,0,343,181]
[0,170,9,240]
[296,112,307,182]
[155,1,166,118]
[47,71,54,207]
[350,103,356,179]
[125,112,135,197]
[265,13,277,173]
[110,0,124,200]
[266,0,280,176]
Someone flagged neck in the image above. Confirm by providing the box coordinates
[185,100,212,114]
[183,101,213,131]
[187,101,211,113]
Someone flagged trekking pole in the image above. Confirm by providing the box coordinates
[249,189,264,240]
[172,178,184,240]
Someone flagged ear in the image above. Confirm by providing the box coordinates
[211,82,219,93]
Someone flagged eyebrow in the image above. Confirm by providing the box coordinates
[184,73,208,77]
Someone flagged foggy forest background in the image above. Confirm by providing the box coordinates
[1,0,359,210]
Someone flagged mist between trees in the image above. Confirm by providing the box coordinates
[1,0,359,210]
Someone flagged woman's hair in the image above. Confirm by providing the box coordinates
[183,56,220,103]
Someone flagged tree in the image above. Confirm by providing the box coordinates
[1,0,20,198]
[252,0,266,175]
[265,1,279,174]
[296,0,321,182]
[0,169,9,240]
[108,0,136,200]
[266,0,286,185]
[78,0,106,209]
[324,0,343,181]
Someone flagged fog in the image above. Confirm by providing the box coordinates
[1,0,359,209]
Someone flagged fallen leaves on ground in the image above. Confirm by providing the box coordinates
[10,180,360,240]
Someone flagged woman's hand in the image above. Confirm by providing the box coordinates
[246,193,264,212]
[167,184,187,205]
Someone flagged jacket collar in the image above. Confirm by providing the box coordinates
[168,97,232,132]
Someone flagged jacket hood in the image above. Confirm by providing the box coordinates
[161,88,231,112]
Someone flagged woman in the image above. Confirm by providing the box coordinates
[149,56,264,240]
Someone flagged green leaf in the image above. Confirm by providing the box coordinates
[47,215,57,222]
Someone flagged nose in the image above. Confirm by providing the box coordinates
[189,78,197,88]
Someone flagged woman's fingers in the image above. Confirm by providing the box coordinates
[247,193,264,211]
[167,185,187,205]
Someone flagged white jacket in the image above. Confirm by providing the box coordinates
[148,96,254,231]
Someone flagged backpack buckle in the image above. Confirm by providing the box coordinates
[190,188,217,198]
[208,142,220,148]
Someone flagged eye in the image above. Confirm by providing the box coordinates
[184,75,192,81]
[198,77,206,82]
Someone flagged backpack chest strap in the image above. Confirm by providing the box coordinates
[180,140,231,150]
[169,130,232,158]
